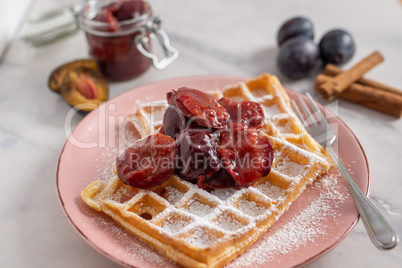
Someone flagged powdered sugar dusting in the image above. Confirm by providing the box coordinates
[210,188,237,200]
[263,105,282,118]
[185,199,215,217]
[161,213,193,235]
[276,119,293,134]
[250,88,268,98]
[215,212,244,232]
[164,186,184,205]
[238,199,267,217]
[274,156,305,178]
[228,173,348,267]
[256,181,286,202]
[185,227,222,248]
[93,147,118,181]
[89,216,170,266]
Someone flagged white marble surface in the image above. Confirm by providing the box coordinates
[0,0,32,60]
[1,0,401,267]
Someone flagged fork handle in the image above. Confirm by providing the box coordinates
[327,147,398,250]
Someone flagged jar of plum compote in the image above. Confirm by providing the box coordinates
[78,0,178,81]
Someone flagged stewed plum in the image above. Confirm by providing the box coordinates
[217,124,274,187]
[114,0,147,21]
[160,105,187,139]
[116,133,176,189]
[277,16,314,47]
[176,126,221,182]
[94,0,148,24]
[277,37,319,79]
[218,97,264,129]
[197,168,238,191]
[319,29,355,65]
[93,6,119,32]
[93,8,118,24]
[116,87,275,191]
[170,87,229,129]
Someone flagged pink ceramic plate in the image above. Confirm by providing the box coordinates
[57,75,369,268]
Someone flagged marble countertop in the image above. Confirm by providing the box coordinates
[1,0,401,267]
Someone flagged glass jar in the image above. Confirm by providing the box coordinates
[78,0,178,81]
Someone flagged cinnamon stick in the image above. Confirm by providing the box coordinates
[316,74,402,118]
[324,64,402,97]
[318,51,384,100]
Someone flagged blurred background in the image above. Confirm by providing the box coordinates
[1,0,401,267]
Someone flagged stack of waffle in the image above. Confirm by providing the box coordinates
[81,73,332,268]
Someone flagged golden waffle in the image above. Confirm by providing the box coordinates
[82,136,325,268]
[125,100,168,142]
[81,73,332,267]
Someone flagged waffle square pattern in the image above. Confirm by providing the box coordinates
[81,74,331,268]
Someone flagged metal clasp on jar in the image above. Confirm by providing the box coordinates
[135,16,179,70]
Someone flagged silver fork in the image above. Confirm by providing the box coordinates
[292,93,398,250]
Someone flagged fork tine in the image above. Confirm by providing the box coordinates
[306,93,327,125]
[306,93,320,111]
[291,100,305,123]
[298,96,318,126]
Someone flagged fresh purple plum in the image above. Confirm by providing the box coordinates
[277,37,319,79]
[319,29,355,65]
[277,17,314,47]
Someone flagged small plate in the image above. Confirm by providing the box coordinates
[57,75,369,268]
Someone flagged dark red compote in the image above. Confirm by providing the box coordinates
[114,0,147,21]
[116,133,176,189]
[118,87,274,191]
[161,88,229,138]
[169,87,230,129]
[80,0,151,81]
[197,168,238,191]
[176,126,221,182]
[160,105,187,139]
[217,124,274,187]
[218,97,265,129]
[158,87,274,191]
[93,8,119,32]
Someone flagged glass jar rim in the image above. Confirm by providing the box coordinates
[78,0,153,37]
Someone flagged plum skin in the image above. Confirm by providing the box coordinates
[115,133,176,189]
[175,127,221,182]
[218,97,264,129]
[277,16,314,47]
[277,37,319,79]
[217,124,274,188]
[319,29,355,65]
